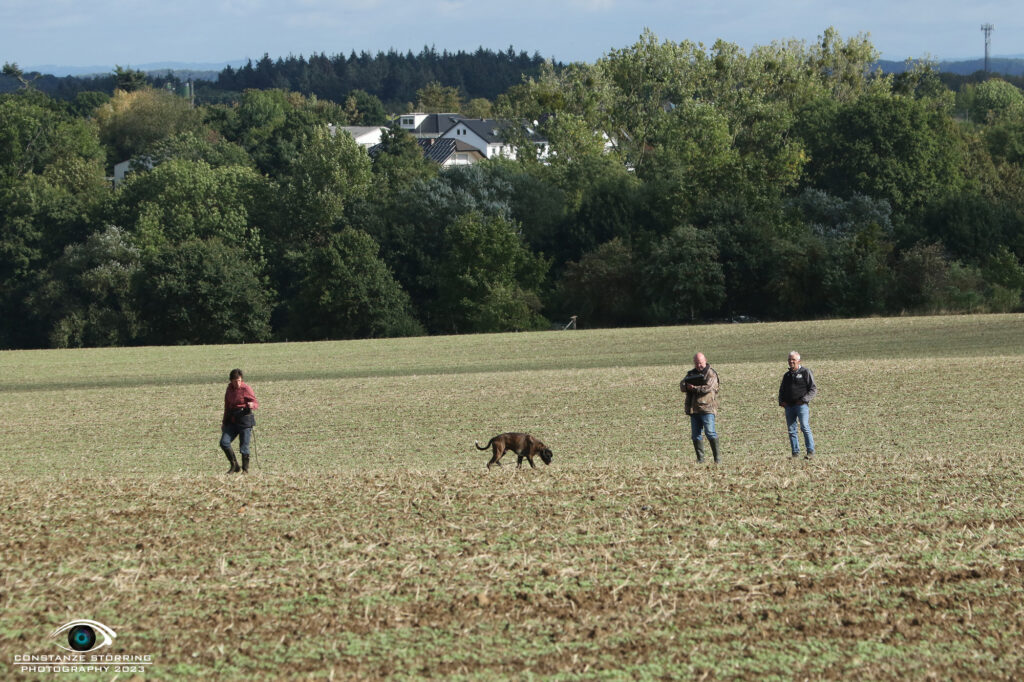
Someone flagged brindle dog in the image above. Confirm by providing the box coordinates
[475,432,553,469]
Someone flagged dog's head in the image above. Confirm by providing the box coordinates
[540,447,553,465]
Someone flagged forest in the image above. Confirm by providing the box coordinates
[2,28,1024,349]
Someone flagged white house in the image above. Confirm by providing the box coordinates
[396,113,463,139]
[331,125,386,148]
[392,113,549,161]
[112,157,154,187]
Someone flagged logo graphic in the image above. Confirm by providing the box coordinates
[49,620,117,653]
[11,618,155,675]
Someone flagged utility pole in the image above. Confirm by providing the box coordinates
[981,23,994,74]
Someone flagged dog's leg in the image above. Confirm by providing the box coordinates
[488,445,505,469]
[525,452,537,468]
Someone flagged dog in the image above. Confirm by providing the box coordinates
[475,432,553,469]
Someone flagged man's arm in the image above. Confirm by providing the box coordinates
[695,368,718,395]
[803,368,817,403]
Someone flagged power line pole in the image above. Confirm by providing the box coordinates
[981,23,994,74]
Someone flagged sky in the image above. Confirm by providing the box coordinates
[3,0,1022,73]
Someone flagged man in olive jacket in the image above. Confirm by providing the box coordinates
[681,352,721,463]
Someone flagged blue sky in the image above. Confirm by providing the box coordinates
[3,0,1021,72]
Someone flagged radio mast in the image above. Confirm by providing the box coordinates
[981,23,994,74]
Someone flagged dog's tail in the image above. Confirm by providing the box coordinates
[475,437,495,451]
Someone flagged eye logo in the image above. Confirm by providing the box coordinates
[49,620,117,653]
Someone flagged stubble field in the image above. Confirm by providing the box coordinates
[2,314,1023,680]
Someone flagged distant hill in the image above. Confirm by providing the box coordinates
[878,57,1024,76]
[21,61,246,80]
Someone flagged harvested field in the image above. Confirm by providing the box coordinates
[2,314,1023,679]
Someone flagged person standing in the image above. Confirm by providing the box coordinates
[680,352,721,464]
[221,368,259,473]
[778,351,817,458]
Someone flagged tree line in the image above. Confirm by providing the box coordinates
[2,27,1024,349]
[0,47,555,114]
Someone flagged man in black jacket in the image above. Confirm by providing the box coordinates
[778,351,817,458]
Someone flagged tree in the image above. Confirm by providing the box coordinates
[555,239,643,327]
[369,126,436,196]
[969,79,1024,124]
[273,125,373,244]
[141,131,254,169]
[641,225,726,322]
[112,159,268,255]
[94,87,202,164]
[425,211,549,333]
[415,81,462,113]
[281,228,422,340]
[796,92,968,216]
[134,237,273,345]
[2,62,40,90]
[463,98,493,119]
[343,89,388,125]
[113,66,149,92]
[29,226,143,348]
[0,91,108,348]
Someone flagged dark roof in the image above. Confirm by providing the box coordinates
[394,113,463,135]
[366,137,484,164]
[448,118,508,142]
[447,118,547,143]
[417,138,484,164]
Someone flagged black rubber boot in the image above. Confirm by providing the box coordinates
[241,452,250,473]
[222,445,241,473]
[708,437,720,464]
[693,439,705,463]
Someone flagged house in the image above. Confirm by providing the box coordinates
[393,112,549,162]
[417,138,486,167]
[366,136,486,167]
[330,125,386,149]
[111,157,154,187]
[396,113,464,139]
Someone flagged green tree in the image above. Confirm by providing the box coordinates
[113,66,149,92]
[641,225,726,322]
[555,238,643,327]
[426,211,549,333]
[29,226,143,348]
[415,81,462,113]
[463,97,493,119]
[0,91,108,348]
[343,90,388,125]
[141,131,254,169]
[134,237,273,345]
[797,92,968,216]
[369,126,436,196]
[969,79,1024,124]
[112,159,268,255]
[95,87,202,164]
[274,125,373,244]
[281,228,422,340]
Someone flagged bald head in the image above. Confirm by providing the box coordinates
[694,353,707,371]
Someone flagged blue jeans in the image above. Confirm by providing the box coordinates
[784,404,814,454]
[690,413,717,442]
[221,423,252,455]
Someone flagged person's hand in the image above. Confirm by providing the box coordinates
[779,401,787,407]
